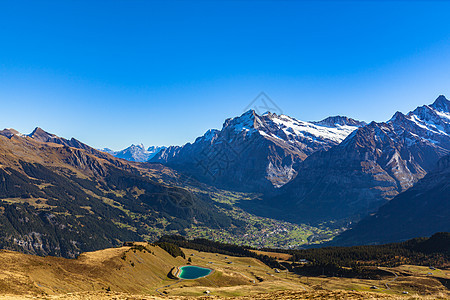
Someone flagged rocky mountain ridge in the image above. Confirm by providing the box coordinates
[259,95,450,224]
[151,110,365,191]
[332,154,450,245]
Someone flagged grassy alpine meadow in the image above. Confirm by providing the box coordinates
[0,241,447,299]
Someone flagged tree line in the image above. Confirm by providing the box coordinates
[158,232,449,279]
[157,235,284,269]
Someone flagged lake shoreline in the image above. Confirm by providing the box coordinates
[175,265,214,279]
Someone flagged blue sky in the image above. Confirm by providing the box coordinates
[1,1,450,149]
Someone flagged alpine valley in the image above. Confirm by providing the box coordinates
[0,126,336,258]
[0,95,449,261]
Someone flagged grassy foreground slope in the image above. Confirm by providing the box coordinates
[0,243,183,296]
[0,241,448,299]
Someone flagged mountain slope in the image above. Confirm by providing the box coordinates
[258,96,450,225]
[0,243,186,295]
[0,127,330,256]
[332,154,450,246]
[151,110,364,191]
[0,130,238,258]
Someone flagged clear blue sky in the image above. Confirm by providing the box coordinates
[1,1,449,150]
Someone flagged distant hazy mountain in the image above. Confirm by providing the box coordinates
[151,110,365,191]
[101,144,166,162]
[261,95,450,224]
[332,154,450,245]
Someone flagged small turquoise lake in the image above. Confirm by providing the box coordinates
[178,266,212,279]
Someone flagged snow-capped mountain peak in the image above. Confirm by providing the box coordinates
[223,109,261,134]
[388,95,450,145]
[430,95,450,113]
[219,110,365,146]
[101,144,166,162]
[257,112,364,146]
[151,109,365,190]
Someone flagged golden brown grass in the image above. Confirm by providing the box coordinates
[0,244,447,299]
[250,249,293,261]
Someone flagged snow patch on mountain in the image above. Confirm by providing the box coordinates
[388,95,450,148]
[101,144,166,162]
[269,114,361,144]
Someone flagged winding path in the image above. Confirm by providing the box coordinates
[155,279,183,296]
[378,267,398,289]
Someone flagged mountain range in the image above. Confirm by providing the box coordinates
[148,95,450,227]
[0,95,448,258]
[263,95,450,224]
[151,111,365,191]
